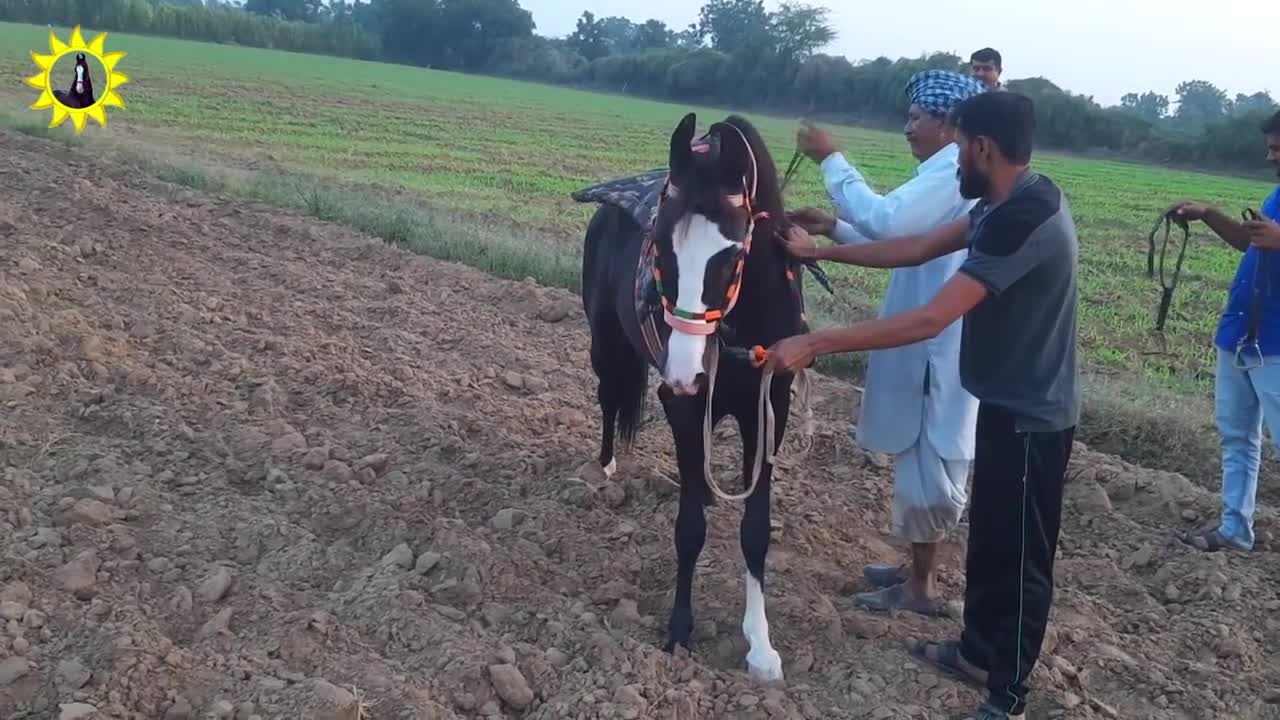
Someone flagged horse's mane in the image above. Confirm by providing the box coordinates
[721,114,787,238]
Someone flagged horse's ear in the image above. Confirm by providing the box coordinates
[712,122,754,193]
[669,112,697,180]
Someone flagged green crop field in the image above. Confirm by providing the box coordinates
[1,21,1274,475]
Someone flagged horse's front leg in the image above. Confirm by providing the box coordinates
[659,385,710,652]
[738,374,792,684]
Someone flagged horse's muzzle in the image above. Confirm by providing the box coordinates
[664,373,706,397]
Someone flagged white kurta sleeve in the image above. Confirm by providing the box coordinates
[831,219,871,246]
[820,150,969,241]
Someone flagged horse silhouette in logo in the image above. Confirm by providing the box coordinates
[52,53,95,109]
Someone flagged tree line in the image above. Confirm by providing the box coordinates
[4,0,1276,176]
[0,0,382,58]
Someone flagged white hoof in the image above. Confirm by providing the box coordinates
[746,648,784,684]
[603,458,617,479]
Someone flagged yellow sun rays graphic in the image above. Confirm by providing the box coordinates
[25,25,129,134]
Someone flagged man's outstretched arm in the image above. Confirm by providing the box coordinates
[783,217,971,269]
[1200,208,1251,253]
[1170,201,1250,253]
[764,272,989,372]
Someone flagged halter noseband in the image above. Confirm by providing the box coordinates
[652,124,769,337]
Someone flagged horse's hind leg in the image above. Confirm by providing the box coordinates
[590,326,623,479]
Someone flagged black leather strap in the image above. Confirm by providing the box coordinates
[1242,208,1266,349]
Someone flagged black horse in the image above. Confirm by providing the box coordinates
[576,112,809,683]
[52,53,95,109]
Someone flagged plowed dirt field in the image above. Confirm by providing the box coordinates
[2,130,1279,720]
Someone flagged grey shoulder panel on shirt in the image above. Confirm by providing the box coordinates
[970,176,1062,258]
[957,177,1071,295]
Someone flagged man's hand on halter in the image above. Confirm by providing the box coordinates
[787,208,836,238]
[1246,217,1280,251]
[780,226,820,260]
[763,333,820,374]
[796,121,839,164]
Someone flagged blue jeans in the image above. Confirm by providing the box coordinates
[1215,347,1280,549]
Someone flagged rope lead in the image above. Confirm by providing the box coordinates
[662,342,813,504]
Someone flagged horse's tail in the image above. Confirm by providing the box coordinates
[581,202,651,453]
[615,348,649,451]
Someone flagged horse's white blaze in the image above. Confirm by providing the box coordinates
[663,214,736,394]
[743,572,783,683]
[74,64,84,94]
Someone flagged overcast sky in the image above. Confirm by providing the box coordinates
[520,0,1266,107]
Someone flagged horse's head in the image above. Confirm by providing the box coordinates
[652,112,769,396]
[73,54,86,90]
[73,53,92,97]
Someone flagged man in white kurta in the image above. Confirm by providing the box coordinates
[790,69,987,616]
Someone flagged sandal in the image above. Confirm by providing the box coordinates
[906,639,986,690]
[1178,527,1248,553]
[862,562,908,589]
[853,583,956,618]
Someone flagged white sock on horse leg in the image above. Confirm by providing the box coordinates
[742,572,783,683]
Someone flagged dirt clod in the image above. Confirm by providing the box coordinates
[0,656,30,686]
[488,664,535,708]
[198,566,234,603]
[58,703,99,720]
[56,498,114,526]
[0,601,25,621]
[382,543,415,569]
[490,508,526,530]
[54,551,100,599]
[57,658,92,690]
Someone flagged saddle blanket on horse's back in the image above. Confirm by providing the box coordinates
[570,169,670,231]
[572,169,671,368]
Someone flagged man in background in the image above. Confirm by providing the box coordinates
[970,48,1004,91]
[1172,109,1280,554]
[787,69,987,618]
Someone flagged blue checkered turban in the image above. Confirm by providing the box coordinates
[905,69,987,117]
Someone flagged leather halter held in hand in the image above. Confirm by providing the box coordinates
[651,123,770,337]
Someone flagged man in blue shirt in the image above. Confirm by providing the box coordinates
[1172,109,1280,553]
